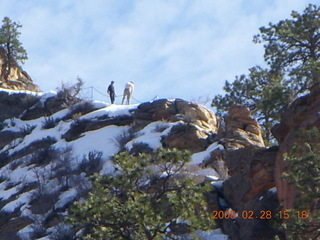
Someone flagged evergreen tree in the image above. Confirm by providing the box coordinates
[68,149,215,240]
[212,66,291,144]
[212,4,320,143]
[254,4,320,93]
[0,17,28,81]
[281,128,320,239]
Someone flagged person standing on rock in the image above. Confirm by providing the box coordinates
[107,81,116,104]
[122,81,134,105]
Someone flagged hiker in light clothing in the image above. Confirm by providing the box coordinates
[122,81,134,105]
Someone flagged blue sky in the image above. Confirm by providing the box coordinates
[1,0,318,105]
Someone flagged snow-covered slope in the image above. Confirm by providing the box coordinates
[0,89,227,240]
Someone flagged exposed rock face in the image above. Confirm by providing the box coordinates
[223,190,280,240]
[223,146,277,209]
[134,98,217,131]
[202,106,266,181]
[135,99,218,152]
[222,146,279,240]
[161,123,210,152]
[222,106,265,150]
[272,91,320,209]
[0,47,39,91]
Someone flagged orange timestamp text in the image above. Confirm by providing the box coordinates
[212,210,308,220]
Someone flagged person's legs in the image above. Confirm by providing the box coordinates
[122,90,127,104]
[127,92,131,104]
[123,89,130,105]
[110,93,115,104]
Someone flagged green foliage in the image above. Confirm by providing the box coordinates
[213,4,320,144]
[254,4,320,92]
[68,148,215,240]
[281,128,320,239]
[212,66,291,144]
[0,17,27,80]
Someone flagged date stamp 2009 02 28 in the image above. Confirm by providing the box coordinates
[212,210,308,220]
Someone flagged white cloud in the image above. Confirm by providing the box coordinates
[0,0,319,105]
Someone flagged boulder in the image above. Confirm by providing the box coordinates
[135,99,218,152]
[134,98,217,132]
[202,148,229,180]
[222,106,265,150]
[161,123,209,152]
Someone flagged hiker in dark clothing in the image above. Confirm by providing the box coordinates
[107,81,116,104]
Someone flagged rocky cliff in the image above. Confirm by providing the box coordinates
[0,88,279,240]
[1,85,317,240]
[0,47,39,91]
[272,89,320,210]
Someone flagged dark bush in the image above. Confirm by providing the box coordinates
[78,150,103,175]
[130,142,153,155]
[42,116,58,129]
[31,146,58,166]
[56,77,84,107]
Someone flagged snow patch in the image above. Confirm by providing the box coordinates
[125,121,178,150]
[80,103,137,120]
[2,189,35,212]
[191,142,224,165]
[0,87,43,96]
[269,187,277,193]
[55,188,78,210]
[196,229,229,240]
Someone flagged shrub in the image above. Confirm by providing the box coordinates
[42,116,57,129]
[153,123,169,133]
[19,124,36,135]
[0,150,9,168]
[78,150,103,176]
[130,142,153,155]
[54,146,75,189]
[113,129,135,152]
[30,216,47,239]
[62,119,89,141]
[0,174,7,184]
[31,145,58,166]
[68,148,215,240]
[56,77,84,107]
[66,101,96,120]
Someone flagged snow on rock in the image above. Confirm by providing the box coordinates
[18,224,34,240]
[125,121,177,151]
[0,87,43,96]
[80,103,137,120]
[2,164,37,184]
[0,184,19,200]
[55,188,78,210]
[196,229,229,240]
[2,189,35,212]
[191,142,224,165]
